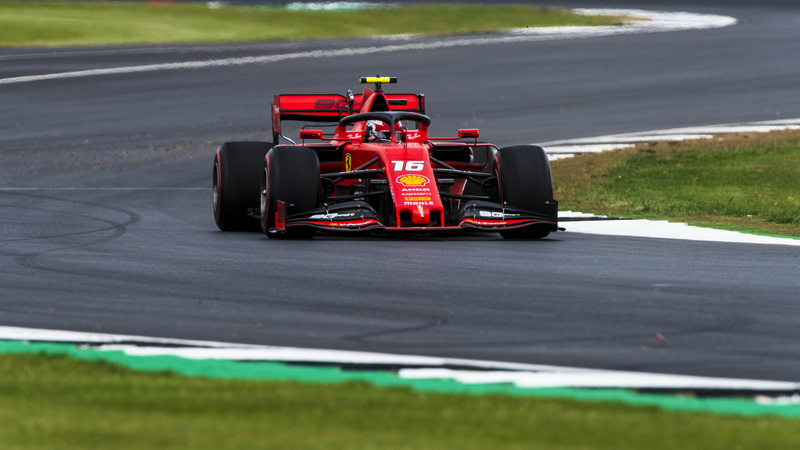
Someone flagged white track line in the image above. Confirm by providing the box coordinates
[547,119,800,246]
[399,368,796,391]
[0,9,736,86]
[561,216,800,246]
[1,325,797,391]
[544,119,800,156]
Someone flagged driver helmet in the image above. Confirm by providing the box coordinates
[366,120,391,142]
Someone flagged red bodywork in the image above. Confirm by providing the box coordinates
[268,81,558,234]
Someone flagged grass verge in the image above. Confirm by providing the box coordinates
[551,129,800,237]
[2,351,799,449]
[0,1,628,47]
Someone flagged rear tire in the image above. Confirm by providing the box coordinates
[213,141,273,231]
[260,146,320,239]
[493,145,555,239]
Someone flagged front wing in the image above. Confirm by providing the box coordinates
[271,200,560,235]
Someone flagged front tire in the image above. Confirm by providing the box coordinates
[493,145,555,239]
[261,146,320,239]
[213,141,273,231]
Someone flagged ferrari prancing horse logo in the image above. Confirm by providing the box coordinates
[345,154,352,172]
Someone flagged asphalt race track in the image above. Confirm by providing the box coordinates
[2,0,800,382]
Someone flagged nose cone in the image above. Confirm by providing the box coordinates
[411,205,431,225]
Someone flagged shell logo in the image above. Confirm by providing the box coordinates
[396,174,430,186]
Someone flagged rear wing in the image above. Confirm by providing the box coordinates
[271,93,425,143]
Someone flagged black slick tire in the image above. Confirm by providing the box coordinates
[493,145,555,239]
[213,141,273,231]
[260,146,320,239]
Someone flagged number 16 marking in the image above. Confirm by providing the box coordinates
[391,160,424,171]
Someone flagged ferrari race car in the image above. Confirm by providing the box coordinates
[213,77,561,239]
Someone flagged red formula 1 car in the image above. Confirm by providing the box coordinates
[213,77,561,239]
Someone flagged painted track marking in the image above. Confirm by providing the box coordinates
[1,325,797,393]
[544,119,800,247]
[0,9,736,86]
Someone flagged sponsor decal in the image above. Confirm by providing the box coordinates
[309,212,356,220]
[396,174,430,186]
[404,196,431,202]
[345,154,352,172]
[313,98,356,110]
[463,219,505,227]
[314,99,336,109]
[401,187,431,193]
[478,211,521,219]
[391,160,425,171]
[332,219,378,227]
[404,201,434,206]
[462,218,532,227]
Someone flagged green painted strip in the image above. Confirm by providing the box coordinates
[2,340,799,418]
